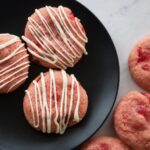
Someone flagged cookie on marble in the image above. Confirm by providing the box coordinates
[114,91,150,150]
[129,35,150,91]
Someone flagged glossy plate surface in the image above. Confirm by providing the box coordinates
[0,0,119,149]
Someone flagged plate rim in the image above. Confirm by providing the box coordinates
[73,0,120,148]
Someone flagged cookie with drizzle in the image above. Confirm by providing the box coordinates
[0,33,30,94]
[23,69,88,134]
[22,6,88,69]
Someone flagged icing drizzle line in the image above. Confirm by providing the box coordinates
[25,69,81,134]
[0,34,29,93]
[22,6,88,69]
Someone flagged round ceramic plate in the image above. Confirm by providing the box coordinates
[0,0,119,150]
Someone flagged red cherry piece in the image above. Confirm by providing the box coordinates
[137,47,150,63]
[136,106,146,117]
[70,13,75,19]
[99,143,109,150]
[51,94,61,102]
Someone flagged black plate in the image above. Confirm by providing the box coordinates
[0,0,119,150]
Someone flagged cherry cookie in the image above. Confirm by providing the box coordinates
[0,33,29,94]
[80,136,130,150]
[114,91,150,150]
[129,35,150,91]
[23,69,88,134]
[22,6,88,69]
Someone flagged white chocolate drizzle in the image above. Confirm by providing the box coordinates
[0,36,20,50]
[22,6,88,69]
[0,34,29,93]
[25,69,81,134]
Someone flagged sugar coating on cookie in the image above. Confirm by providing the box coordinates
[80,136,130,150]
[22,6,88,69]
[129,35,150,91]
[0,33,29,94]
[23,69,88,134]
[114,91,150,150]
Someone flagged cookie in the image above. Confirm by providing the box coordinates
[23,69,88,134]
[0,33,29,94]
[114,91,150,150]
[22,6,88,69]
[129,35,150,91]
[80,136,130,150]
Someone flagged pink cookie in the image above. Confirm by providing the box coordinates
[23,69,88,134]
[129,35,150,91]
[0,33,29,94]
[114,91,150,150]
[22,6,88,69]
[80,136,130,150]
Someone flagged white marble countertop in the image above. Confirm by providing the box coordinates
[77,0,150,137]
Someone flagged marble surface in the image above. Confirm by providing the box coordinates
[77,0,150,136]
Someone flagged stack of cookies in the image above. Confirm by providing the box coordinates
[0,6,88,135]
